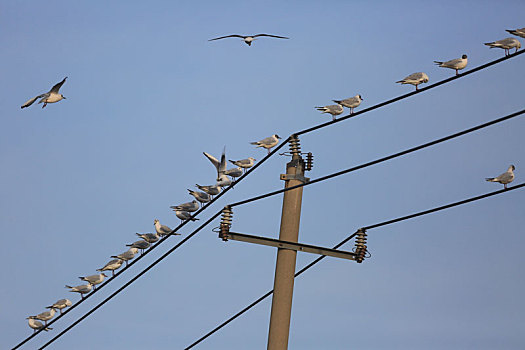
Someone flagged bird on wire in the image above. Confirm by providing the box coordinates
[485,165,515,189]
[434,54,468,76]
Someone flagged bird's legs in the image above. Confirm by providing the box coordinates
[455,69,459,76]
[504,184,508,189]
[42,102,47,109]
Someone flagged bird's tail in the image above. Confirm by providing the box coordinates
[315,107,326,112]
[44,327,53,331]
[250,141,259,145]
[484,42,495,48]
[65,285,72,289]
[167,232,182,236]
[135,233,142,238]
[433,61,443,65]
[110,255,119,259]
[332,100,342,104]
[96,268,103,272]
[395,80,404,83]
[485,177,496,182]
[506,29,516,35]
[78,276,86,280]
[190,217,200,222]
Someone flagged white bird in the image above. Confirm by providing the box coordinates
[486,165,515,189]
[216,174,233,187]
[65,283,93,299]
[208,33,289,46]
[250,134,282,154]
[203,147,228,180]
[195,184,221,197]
[170,200,200,212]
[30,308,56,326]
[27,316,52,333]
[332,95,363,114]
[47,299,72,314]
[315,104,344,121]
[136,232,160,243]
[126,239,151,254]
[79,273,107,290]
[434,55,468,76]
[225,167,243,179]
[188,189,211,206]
[111,247,139,266]
[506,28,525,39]
[484,37,521,56]
[396,72,429,91]
[174,210,200,223]
[229,157,256,173]
[21,77,67,109]
[97,258,123,276]
[154,219,181,236]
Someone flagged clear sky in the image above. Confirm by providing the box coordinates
[1,1,525,349]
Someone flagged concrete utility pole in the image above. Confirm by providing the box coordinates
[267,135,307,350]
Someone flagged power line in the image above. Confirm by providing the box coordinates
[230,108,525,208]
[185,182,525,349]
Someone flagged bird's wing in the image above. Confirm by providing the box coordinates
[50,77,67,93]
[219,147,227,174]
[253,34,290,39]
[21,94,45,109]
[208,34,245,41]
[203,152,220,172]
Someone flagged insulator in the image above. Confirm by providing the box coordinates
[354,228,367,263]
[305,152,313,171]
[289,135,301,156]
[219,206,233,241]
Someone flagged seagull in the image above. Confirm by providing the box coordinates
[332,95,363,114]
[65,283,92,299]
[216,174,233,187]
[506,28,525,39]
[170,200,200,212]
[229,157,256,173]
[225,167,243,180]
[97,258,123,276]
[484,37,521,56]
[250,134,282,154]
[195,184,221,198]
[21,77,68,109]
[154,219,180,236]
[188,189,211,206]
[136,232,160,243]
[27,317,52,333]
[79,273,107,290]
[434,55,468,76]
[315,104,344,121]
[30,308,56,326]
[208,34,289,46]
[47,299,72,314]
[126,240,151,254]
[485,165,515,189]
[203,147,228,179]
[396,72,429,91]
[174,209,200,223]
[111,247,139,266]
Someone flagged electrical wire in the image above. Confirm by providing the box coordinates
[185,182,525,349]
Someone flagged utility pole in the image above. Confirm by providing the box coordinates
[267,135,307,350]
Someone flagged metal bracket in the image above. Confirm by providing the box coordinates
[280,173,310,183]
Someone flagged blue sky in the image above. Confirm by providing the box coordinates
[1,1,525,349]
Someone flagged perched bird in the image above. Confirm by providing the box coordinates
[485,165,515,189]
[396,72,429,91]
[434,55,468,76]
[154,219,180,236]
[30,308,56,326]
[195,184,221,197]
[21,77,67,109]
[229,157,256,173]
[208,33,289,46]
[250,134,282,154]
[216,174,233,187]
[484,37,521,56]
[111,247,139,266]
[65,283,93,299]
[332,95,363,114]
[188,189,211,206]
[315,104,344,121]
[79,273,107,290]
[97,258,123,276]
[225,167,243,179]
[170,200,200,212]
[27,316,52,333]
[174,210,199,223]
[47,299,72,314]
[506,27,525,39]
[136,232,160,244]
[126,240,151,254]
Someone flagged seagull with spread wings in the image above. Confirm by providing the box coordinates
[208,34,289,46]
[21,77,68,109]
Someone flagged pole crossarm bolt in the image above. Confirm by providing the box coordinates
[219,206,233,241]
[354,228,368,263]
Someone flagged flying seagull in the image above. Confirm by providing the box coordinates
[396,72,429,91]
[21,77,68,109]
[332,95,363,114]
[485,165,515,189]
[506,28,525,39]
[208,34,289,46]
[434,55,468,76]
[484,37,521,56]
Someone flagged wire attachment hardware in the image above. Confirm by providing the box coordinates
[289,134,301,156]
[305,152,313,171]
[219,206,233,241]
[354,228,367,263]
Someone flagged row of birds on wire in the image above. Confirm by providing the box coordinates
[22,27,523,333]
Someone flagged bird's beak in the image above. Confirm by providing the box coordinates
[63,96,67,99]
